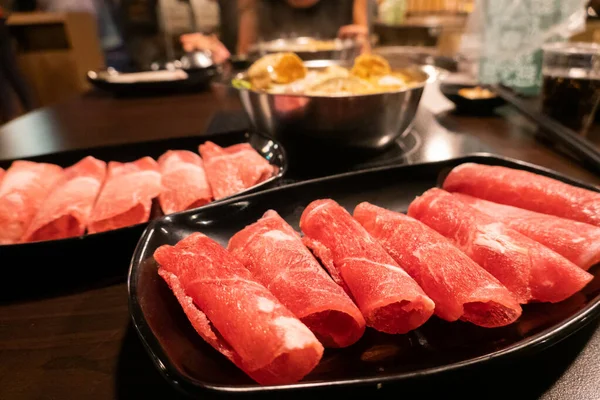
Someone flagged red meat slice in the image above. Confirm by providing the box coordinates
[0,168,4,185]
[454,193,600,270]
[0,161,63,244]
[443,163,600,227]
[408,188,593,304]
[228,210,366,347]
[299,199,435,334]
[22,156,106,242]
[199,141,277,200]
[353,202,522,328]
[88,157,161,234]
[158,150,212,215]
[154,232,324,385]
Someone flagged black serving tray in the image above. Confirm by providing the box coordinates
[0,131,286,300]
[129,153,600,396]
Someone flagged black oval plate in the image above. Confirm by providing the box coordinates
[0,131,286,300]
[128,153,600,395]
[87,67,217,97]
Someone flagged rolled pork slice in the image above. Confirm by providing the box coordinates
[88,157,162,234]
[453,193,600,270]
[443,163,600,227]
[408,188,593,304]
[158,150,212,215]
[22,156,106,242]
[228,210,366,347]
[300,199,435,334]
[154,232,324,385]
[0,161,63,244]
[199,141,276,200]
[354,202,522,328]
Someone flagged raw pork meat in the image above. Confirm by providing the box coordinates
[454,193,600,270]
[0,161,63,244]
[88,157,161,234]
[300,199,435,334]
[443,163,600,227]
[408,189,593,304]
[154,232,324,385]
[158,150,212,214]
[199,141,277,200]
[228,210,366,347]
[354,202,522,327]
[22,156,106,242]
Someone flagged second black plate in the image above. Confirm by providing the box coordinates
[0,130,286,300]
[129,153,600,396]
[87,67,217,97]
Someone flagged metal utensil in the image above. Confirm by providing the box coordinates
[234,60,431,149]
[179,50,215,70]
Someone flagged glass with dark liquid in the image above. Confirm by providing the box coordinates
[541,42,600,135]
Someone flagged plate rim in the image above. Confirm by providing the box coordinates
[128,153,600,394]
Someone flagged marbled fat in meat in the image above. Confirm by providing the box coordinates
[22,156,106,242]
[300,199,435,334]
[408,188,593,304]
[454,193,600,270]
[443,163,600,227]
[229,210,366,347]
[354,202,522,328]
[199,141,276,200]
[0,161,63,244]
[88,157,161,234]
[154,232,324,385]
[158,150,212,215]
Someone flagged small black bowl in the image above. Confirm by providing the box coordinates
[440,83,506,116]
[228,55,255,70]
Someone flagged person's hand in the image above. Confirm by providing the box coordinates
[338,24,371,53]
[180,33,231,64]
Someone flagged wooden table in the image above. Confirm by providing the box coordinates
[1,87,599,400]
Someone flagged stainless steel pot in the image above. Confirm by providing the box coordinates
[235,60,432,149]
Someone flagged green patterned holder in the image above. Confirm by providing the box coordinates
[478,0,586,96]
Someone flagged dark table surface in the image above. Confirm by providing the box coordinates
[1,85,599,400]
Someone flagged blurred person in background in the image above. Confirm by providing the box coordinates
[180,31,231,63]
[237,0,370,55]
[179,0,233,64]
[0,0,35,123]
[180,0,371,62]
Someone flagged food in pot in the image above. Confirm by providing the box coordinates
[241,52,423,96]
